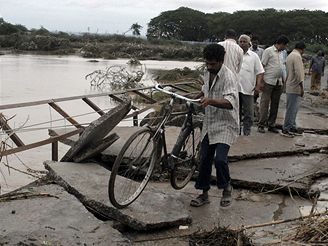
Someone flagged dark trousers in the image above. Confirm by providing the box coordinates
[258,82,283,128]
[195,134,230,191]
[239,92,254,135]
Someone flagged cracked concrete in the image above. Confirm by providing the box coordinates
[126,181,311,245]
[0,184,130,245]
[229,132,328,160]
[45,160,192,231]
[61,100,131,162]
[217,154,328,197]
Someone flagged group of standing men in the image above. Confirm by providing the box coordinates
[190,29,309,207]
[220,30,307,137]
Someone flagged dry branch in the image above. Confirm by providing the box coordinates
[0,191,59,202]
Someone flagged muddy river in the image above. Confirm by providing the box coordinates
[0,54,201,193]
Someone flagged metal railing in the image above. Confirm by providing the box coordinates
[0,82,201,160]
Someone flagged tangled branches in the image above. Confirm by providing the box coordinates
[85,65,145,91]
[0,114,45,194]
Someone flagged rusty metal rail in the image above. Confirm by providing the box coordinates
[0,82,201,160]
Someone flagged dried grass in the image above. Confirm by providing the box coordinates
[283,212,328,244]
[189,226,253,246]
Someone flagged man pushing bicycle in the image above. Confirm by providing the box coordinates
[190,44,239,207]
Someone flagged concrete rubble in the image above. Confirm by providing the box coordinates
[45,161,192,231]
[0,184,130,245]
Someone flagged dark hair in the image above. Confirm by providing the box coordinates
[251,36,260,42]
[203,44,225,62]
[295,42,306,50]
[317,50,324,56]
[225,29,237,39]
[276,35,289,45]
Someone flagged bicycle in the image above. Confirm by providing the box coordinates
[108,84,202,208]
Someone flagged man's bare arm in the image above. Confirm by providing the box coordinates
[200,97,233,109]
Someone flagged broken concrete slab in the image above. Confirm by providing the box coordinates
[73,133,119,162]
[44,160,191,231]
[0,184,129,245]
[126,181,311,244]
[61,100,131,162]
[218,154,328,197]
[276,108,328,132]
[229,133,328,161]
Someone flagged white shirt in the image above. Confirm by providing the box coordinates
[218,39,244,76]
[280,50,287,81]
[261,45,283,86]
[201,65,239,146]
[239,49,265,95]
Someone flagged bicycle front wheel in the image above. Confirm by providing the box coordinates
[170,122,202,189]
[108,127,157,208]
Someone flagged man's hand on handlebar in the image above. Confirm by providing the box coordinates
[200,97,211,107]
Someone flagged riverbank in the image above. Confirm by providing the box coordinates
[0,33,205,61]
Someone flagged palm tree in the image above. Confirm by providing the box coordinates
[123,23,143,36]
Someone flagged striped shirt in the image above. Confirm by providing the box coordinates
[218,39,244,75]
[201,65,239,146]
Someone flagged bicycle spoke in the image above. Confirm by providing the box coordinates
[171,125,202,189]
[109,128,157,208]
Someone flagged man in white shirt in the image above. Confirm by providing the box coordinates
[258,35,289,133]
[218,29,243,77]
[238,35,264,135]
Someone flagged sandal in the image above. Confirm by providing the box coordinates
[220,186,233,207]
[190,194,210,207]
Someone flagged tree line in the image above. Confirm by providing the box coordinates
[1,7,328,58]
[147,7,328,45]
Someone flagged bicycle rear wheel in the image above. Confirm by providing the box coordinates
[170,122,202,189]
[108,127,157,208]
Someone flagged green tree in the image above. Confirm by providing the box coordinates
[147,7,328,46]
[124,23,143,36]
[131,23,142,36]
[0,18,27,35]
[31,26,50,36]
[147,7,209,41]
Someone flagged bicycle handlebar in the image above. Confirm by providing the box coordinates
[154,84,201,103]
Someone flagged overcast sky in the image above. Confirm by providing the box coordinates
[1,0,327,35]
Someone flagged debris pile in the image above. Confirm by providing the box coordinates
[285,212,328,244]
[189,226,252,246]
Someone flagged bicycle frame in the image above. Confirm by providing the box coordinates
[108,84,202,208]
[152,84,201,171]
